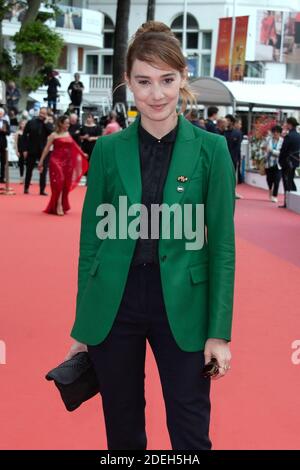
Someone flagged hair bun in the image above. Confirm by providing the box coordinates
[134,20,174,38]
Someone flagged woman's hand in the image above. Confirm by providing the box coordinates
[38,162,43,173]
[204,338,231,380]
[65,341,88,361]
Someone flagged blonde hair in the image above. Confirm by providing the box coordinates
[114,21,197,114]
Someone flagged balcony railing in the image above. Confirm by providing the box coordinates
[283,79,300,87]
[243,77,266,85]
[90,75,113,91]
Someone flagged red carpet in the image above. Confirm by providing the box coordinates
[0,182,300,449]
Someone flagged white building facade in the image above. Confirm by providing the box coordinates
[2,0,300,110]
[88,0,300,98]
[2,0,107,110]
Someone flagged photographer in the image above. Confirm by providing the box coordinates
[68,73,84,117]
[45,71,61,114]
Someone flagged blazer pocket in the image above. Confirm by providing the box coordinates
[89,259,100,276]
[189,264,208,284]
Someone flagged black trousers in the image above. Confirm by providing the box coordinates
[265,165,281,197]
[19,152,25,178]
[88,263,211,451]
[24,153,49,193]
[282,166,297,193]
[0,147,7,181]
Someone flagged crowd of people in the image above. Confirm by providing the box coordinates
[43,71,85,115]
[0,98,122,215]
[185,106,300,207]
[1,88,299,214]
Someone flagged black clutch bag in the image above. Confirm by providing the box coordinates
[45,352,100,412]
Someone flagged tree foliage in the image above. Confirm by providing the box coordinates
[0,1,63,108]
[14,20,63,65]
[14,20,63,92]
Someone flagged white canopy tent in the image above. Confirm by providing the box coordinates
[190,77,300,133]
[190,77,300,109]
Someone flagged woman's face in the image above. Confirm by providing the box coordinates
[62,119,70,131]
[126,59,186,122]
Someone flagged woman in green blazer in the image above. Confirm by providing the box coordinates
[66,21,235,450]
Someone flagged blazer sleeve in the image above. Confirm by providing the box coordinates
[75,137,106,313]
[205,136,236,341]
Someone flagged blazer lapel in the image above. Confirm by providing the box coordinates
[115,117,142,206]
[115,114,203,208]
[163,115,203,207]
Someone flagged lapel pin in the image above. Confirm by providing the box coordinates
[177,176,188,182]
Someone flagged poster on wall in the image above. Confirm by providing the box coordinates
[55,5,103,36]
[282,12,300,64]
[55,5,82,30]
[214,17,233,81]
[255,10,284,62]
[231,16,249,81]
[3,0,27,23]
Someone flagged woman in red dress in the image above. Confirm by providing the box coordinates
[38,115,88,216]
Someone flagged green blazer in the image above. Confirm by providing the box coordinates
[71,115,235,351]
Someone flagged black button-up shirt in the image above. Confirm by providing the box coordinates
[131,121,178,266]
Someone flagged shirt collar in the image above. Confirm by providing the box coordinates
[138,121,178,144]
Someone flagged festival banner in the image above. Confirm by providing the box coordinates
[214,17,233,81]
[231,16,249,80]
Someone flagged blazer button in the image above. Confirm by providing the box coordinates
[161,255,167,262]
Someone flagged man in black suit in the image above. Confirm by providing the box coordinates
[0,107,10,183]
[224,114,243,199]
[205,106,220,134]
[279,117,300,208]
[23,107,53,195]
[68,112,81,145]
[224,114,243,170]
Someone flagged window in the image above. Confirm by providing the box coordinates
[187,32,198,49]
[103,55,113,75]
[245,62,264,78]
[201,55,211,77]
[104,14,114,49]
[86,55,98,75]
[104,15,114,28]
[57,45,68,70]
[202,32,212,50]
[187,56,199,78]
[172,13,198,29]
[171,14,212,78]
[174,32,182,45]
[78,47,83,72]
[171,13,199,50]
[104,32,114,49]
